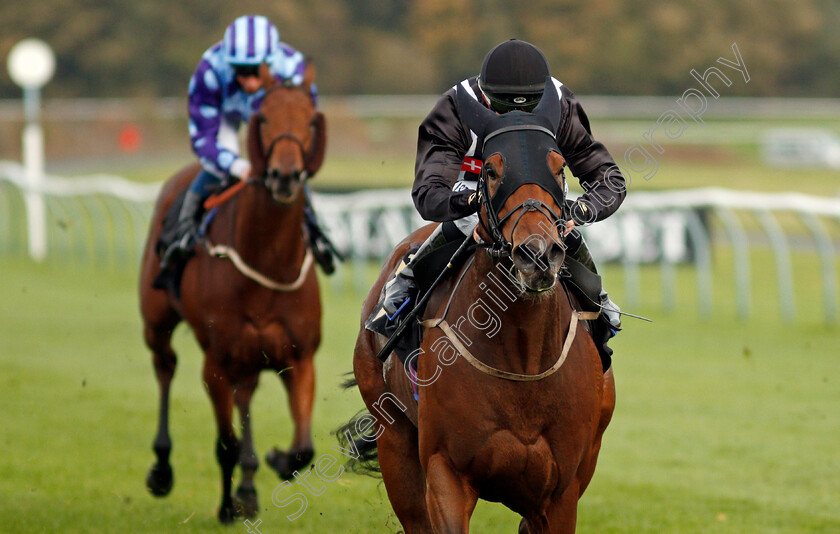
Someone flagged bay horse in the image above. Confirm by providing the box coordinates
[347,80,615,533]
[138,63,326,523]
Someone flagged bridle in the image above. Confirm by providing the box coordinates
[456,76,569,262]
[475,124,569,260]
[262,132,311,180]
[477,178,567,260]
[253,85,320,185]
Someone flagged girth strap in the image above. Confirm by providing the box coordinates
[420,310,600,382]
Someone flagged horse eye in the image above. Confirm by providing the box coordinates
[484,165,498,181]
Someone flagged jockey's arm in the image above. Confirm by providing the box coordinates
[187,62,248,179]
[412,90,477,222]
[557,88,626,225]
[570,163,626,224]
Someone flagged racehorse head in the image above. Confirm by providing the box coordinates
[247,62,326,204]
[458,79,567,292]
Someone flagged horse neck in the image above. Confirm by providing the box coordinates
[229,185,306,273]
[457,251,572,374]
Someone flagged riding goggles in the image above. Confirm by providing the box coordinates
[479,85,543,114]
[232,64,261,78]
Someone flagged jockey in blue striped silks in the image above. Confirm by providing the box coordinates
[162,14,338,274]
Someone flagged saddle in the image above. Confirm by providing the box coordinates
[365,239,466,367]
[151,182,228,297]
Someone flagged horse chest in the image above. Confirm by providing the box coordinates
[424,371,597,501]
[469,430,567,503]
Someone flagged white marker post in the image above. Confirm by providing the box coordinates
[7,39,55,261]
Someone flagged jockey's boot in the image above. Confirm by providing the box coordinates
[303,187,342,275]
[160,190,203,271]
[381,223,450,319]
[567,232,621,367]
[569,235,621,330]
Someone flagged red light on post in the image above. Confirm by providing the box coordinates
[118,125,142,152]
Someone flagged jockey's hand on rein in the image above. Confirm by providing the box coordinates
[239,162,252,180]
[469,192,483,242]
[467,191,481,212]
[563,219,575,237]
[567,198,594,226]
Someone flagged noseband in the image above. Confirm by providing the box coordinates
[262,132,310,180]
[478,182,567,259]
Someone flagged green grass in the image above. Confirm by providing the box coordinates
[0,250,838,533]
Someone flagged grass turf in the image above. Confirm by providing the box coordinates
[0,251,838,533]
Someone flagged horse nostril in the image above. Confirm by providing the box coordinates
[513,240,565,274]
[513,243,544,273]
[548,242,565,267]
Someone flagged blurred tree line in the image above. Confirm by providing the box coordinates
[1,0,839,99]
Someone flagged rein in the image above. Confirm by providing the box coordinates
[255,86,319,184]
[203,179,256,210]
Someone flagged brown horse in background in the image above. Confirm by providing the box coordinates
[139,64,326,523]
[347,82,615,532]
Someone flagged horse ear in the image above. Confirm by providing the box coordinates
[532,77,561,133]
[247,114,266,178]
[259,62,275,89]
[456,84,495,137]
[305,112,327,176]
[302,61,316,95]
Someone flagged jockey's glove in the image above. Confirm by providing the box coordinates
[468,191,482,212]
[568,199,596,226]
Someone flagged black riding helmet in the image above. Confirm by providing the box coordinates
[478,39,550,114]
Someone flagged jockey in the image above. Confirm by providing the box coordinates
[379,39,625,361]
[161,14,338,274]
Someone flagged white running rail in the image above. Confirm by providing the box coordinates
[1,161,838,322]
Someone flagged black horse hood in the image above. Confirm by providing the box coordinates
[456,78,566,213]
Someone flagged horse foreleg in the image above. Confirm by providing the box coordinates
[425,453,479,534]
[577,367,616,497]
[266,353,315,479]
[376,417,433,533]
[144,324,178,497]
[203,360,240,524]
[233,375,260,518]
[541,479,582,534]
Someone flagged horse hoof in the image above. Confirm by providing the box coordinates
[218,503,237,524]
[234,486,259,519]
[265,446,315,480]
[146,463,174,497]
